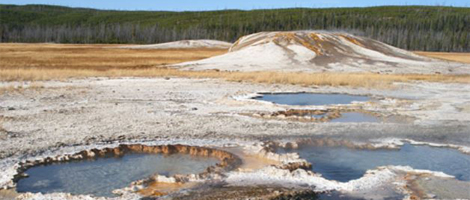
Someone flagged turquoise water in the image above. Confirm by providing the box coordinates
[254,93,370,106]
[281,143,470,182]
[16,153,219,197]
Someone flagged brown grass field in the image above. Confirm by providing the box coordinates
[0,43,227,70]
[414,51,470,64]
[1,43,469,89]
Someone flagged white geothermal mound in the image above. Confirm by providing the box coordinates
[176,31,470,74]
[122,39,232,49]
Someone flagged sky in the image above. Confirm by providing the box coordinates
[1,0,469,11]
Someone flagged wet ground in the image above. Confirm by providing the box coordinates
[410,175,470,199]
[165,184,319,200]
[330,112,380,123]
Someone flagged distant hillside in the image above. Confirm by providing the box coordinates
[1,4,469,52]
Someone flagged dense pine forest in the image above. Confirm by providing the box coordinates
[1,4,469,52]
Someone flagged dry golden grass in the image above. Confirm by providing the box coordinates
[2,68,469,89]
[414,51,470,64]
[1,43,469,89]
[0,43,227,70]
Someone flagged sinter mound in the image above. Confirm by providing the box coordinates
[177,31,470,74]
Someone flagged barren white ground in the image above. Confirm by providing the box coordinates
[120,40,232,49]
[1,78,470,199]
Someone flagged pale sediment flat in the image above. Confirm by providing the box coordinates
[1,77,469,158]
[120,40,232,49]
[1,77,470,199]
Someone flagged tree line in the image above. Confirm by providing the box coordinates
[0,4,469,52]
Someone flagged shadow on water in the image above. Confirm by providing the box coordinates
[16,153,218,197]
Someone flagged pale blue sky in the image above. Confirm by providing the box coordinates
[1,0,468,11]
